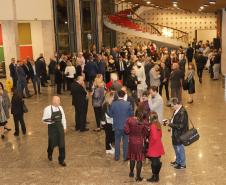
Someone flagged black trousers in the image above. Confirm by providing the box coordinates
[47,144,65,163]
[56,83,62,94]
[159,81,170,101]
[197,68,203,80]
[104,123,115,150]
[93,106,102,128]
[13,114,26,134]
[66,78,74,91]
[74,106,86,131]
[62,76,66,91]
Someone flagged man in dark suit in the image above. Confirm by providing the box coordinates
[29,60,41,94]
[115,55,127,82]
[186,44,194,67]
[195,51,207,83]
[22,59,31,83]
[71,76,89,132]
[109,90,133,161]
[16,61,31,97]
[9,58,17,91]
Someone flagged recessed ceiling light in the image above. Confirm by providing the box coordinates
[204,4,209,7]
[147,1,151,4]
[173,3,178,7]
[200,6,204,10]
[209,0,216,5]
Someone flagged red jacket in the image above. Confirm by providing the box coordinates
[146,123,165,157]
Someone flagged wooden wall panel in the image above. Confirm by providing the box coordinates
[18,23,32,45]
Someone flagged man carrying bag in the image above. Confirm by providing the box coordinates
[167,98,188,170]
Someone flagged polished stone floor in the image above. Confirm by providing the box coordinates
[0,71,226,185]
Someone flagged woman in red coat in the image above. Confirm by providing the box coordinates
[124,107,148,182]
[146,112,165,182]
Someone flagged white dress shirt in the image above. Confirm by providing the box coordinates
[42,105,66,129]
[65,66,76,78]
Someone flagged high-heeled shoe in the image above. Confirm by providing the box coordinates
[4,127,11,131]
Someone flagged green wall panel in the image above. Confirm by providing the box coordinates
[0,47,5,62]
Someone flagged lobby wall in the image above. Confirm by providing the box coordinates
[221,9,226,75]
[0,0,55,77]
[116,8,217,47]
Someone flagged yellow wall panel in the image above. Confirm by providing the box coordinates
[18,23,32,45]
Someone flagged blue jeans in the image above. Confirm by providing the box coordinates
[173,144,186,166]
[115,129,128,161]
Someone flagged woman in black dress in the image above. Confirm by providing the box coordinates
[11,91,26,136]
[187,63,195,103]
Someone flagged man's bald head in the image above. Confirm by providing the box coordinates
[52,96,61,106]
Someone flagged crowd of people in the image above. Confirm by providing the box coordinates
[0,38,221,181]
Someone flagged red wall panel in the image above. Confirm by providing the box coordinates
[20,46,33,61]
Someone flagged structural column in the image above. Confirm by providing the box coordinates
[74,0,82,52]
[96,0,103,52]
[221,9,226,76]
[2,0,19,78]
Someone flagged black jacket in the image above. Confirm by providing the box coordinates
[160,67,170,83]
[195,55,207,69]
[71,82,87,107]
[9,63,17,79]
[169,106,189,145]
[11,94,23,116]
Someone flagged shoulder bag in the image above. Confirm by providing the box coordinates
[179,119,200,146]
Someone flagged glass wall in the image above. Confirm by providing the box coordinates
[53,0,76,54]
[102,0,116,48]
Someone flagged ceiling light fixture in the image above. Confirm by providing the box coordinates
[173,3,178,7]
[200,6,204,10]
[146,1,151,4]
[209,0,216,5]
[203,4,209,7]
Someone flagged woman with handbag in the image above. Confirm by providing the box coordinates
[11,90,27,136]
[92,74,105,132]
[64,61,76,91]
[186,63,195,103]
[124,107,148,182]
[146,112,165,182]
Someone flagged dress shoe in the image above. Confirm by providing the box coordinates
[80,128,89,132]
[170,161,177,166]
[135,177,143,182]
[4,127,11,131]
[59,161,67,167]
[1,135,5,139]
[14,133,19,136]
[174,164,186,169]
[48,155,52,161]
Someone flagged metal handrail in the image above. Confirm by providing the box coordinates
[111,2,189,43]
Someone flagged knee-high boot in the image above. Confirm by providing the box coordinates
[129,160,135,177]
[135,161,143,181]
[147,163,159,182]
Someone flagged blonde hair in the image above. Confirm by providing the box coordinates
[110,73,118,81]
[104,92,114,105]
[94,74,104,87]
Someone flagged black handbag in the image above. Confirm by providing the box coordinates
[182,78,189,90]
[23,101,28,113]
[179,119,200,146]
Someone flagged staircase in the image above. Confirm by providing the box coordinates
[104,3,189,47]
